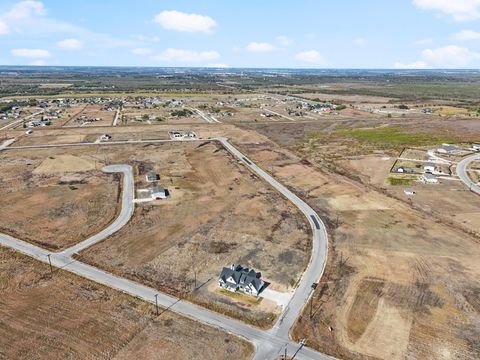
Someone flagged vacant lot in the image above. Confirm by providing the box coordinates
[224,126,480,360]
[0,153,119,250]
[0,247,253,360]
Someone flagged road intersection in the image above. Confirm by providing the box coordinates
[0,137,331,360]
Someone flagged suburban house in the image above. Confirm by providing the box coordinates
[146,172,160,182]
[218,264,265,297]
[424,162,435,173]
[422,172,438,184]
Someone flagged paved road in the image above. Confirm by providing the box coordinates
[189,107,222,123]
[0,138,331,360]
[112,107,121,126]
[262,107,296,121]
[219,138,328,340]
[456,153,480,194]
[0,138,16,150]
[60,165,134,257]
[0,110,44,131]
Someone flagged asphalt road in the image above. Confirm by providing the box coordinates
[219,138,328,340]
[0,138,331,360]
[456,153,480,194]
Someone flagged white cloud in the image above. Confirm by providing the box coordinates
[153,48,220,63]
[451,29,480,41]
[246,42,275,53]
[11,48,50,58]
[276,35,293,47]
[153,10,216,33]
[132,47,152,55]
[413,0,480,21]
[393,61,429,69]
[421,45,480,67]
[57,38,83,50]
[6,0,46,20]
[395,45,480,68]
[294,50,325,64]
[0,1,135,52]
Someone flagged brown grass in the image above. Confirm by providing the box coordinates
[0,247,253,360]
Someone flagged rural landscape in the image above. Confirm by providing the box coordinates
[1,1,480,360]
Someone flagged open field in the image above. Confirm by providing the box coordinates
[76,140,310,327]
[222,125,480,360]
[0,152,119,250]
[0,247,254,360]
[2,66,480,360]
[2,142,311,326]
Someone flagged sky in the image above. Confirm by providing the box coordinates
[1,0,480,68]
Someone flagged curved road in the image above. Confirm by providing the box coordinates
[456,153,480,194]
[0,138,331,360]
[61,165,134,257]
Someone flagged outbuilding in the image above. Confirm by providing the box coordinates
[423,162,435,173]
[422,173,438,184]
[146,172,160,182]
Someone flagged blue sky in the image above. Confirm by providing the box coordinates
[1,0,480,68]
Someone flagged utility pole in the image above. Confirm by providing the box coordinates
[154,294,159,316]
[310,296,313,319]
[291,339,306,360]
[284,344,288,360]
[46,254,53,275]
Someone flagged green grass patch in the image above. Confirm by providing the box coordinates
[217,289,263,305]
[387,177,413,186]
[335,127,456,147]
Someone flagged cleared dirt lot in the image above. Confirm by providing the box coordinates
[77,140,310,327]
[0,152,119,250]
[224,126,480,360]
[0,247,253,360]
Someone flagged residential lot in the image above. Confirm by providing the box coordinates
[0,247,253,360]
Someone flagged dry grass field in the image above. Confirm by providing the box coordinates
[0,247,253,360]
[225,125,480,360]
[77,140,310,327]
[0,152,119,250]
